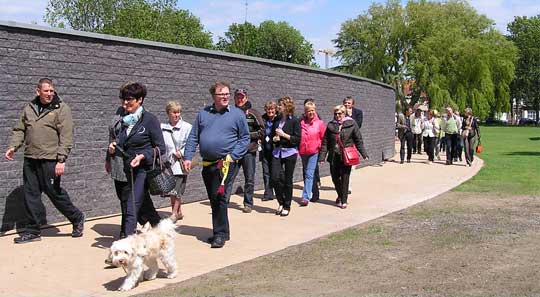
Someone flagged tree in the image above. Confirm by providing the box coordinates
[102,1,212,49]
[508,16,540,124]
[216,21,315,66]
[334,0,517,120]
[44,0,212,49]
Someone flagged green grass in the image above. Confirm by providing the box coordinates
[454,126,540,195]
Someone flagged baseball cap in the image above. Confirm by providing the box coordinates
[234,89,247,96]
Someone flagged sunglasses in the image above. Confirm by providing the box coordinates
[334,112,343,115]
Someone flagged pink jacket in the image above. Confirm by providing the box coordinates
[299,114,326,156]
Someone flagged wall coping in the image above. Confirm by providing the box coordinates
[0,20,394,91]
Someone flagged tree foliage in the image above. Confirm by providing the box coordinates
[216,21,315,66]
[507,16,540,123]
[44,0,212,49]
[334,0,517,120]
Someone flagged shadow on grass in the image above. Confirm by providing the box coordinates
[505,151,540,156]
[529,137,540,141]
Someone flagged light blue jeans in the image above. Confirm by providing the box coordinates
[301,153,319,201]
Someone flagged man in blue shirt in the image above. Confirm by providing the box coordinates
[183,81,249,248]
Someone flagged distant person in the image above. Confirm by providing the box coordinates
[454,109,464,162]
[183,81,249,248]
[432,110,443,161]
[161,101,192,222]
[396,108,413,164]
[234,89,264,213]
[260,100,278,201]
[343,96,363,129]
[271,96,301,217]
[411,108,423,154]
[442,106,460,165]
[298,101,325,206]
[461,107,481,167]
[319,105,368,209]
[303,98,321,199]
[109,82,164,236]
[421,110,437,164]
[5,78,85,244]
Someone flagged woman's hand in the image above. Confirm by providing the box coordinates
[108,142,116,154]
[174,150,182,159]
[275,128,289,139]
[130,154,144,168]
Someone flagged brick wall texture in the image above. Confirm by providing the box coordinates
[0,23,395,232]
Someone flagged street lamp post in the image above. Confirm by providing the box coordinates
[318,49,335,69]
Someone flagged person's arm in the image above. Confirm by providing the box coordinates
[56,104,74,162]
[288,118,301,146]
[356,109,363,129]
[352,123,368,159]
[230,114,250,161]
[5,108,27,160]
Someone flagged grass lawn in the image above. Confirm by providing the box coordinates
[455,126,540,195]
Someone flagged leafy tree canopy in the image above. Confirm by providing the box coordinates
[334,0,517,120]
[216,20,315,66]
[507,15,540,122]
[45,0,212,49]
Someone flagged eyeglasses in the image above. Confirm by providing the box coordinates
[214,93,231,97]
[120,97,137,102]
[334,112,343,115]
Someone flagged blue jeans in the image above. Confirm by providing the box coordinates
[301,153,319,200]
[238,152,256,207]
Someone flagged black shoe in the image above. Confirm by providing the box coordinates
[207,235,230,243]
[262,197,274,201]
[118,232,127,239]
[311,196,320,203]
[242,205,252,213]
[72,213,85,238]
[406,160,411,163]
[14,233,41,244]
[210,236,226,248]
[400,160,404,164]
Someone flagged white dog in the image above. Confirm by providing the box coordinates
[109,218,178,291]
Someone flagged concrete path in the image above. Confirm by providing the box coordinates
[0,150,483,297]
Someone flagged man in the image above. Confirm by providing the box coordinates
[442,106,460,165]
[411,109,423,154]
[4,78,85,244]
[343,96,363,129]
[183,81,249,248]
[396,107,413,164]
[233,89,264,213]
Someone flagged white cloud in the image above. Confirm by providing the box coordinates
[469,0,540,33]
[0,0,48,24]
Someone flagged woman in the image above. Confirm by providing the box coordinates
[461,107,481,166]
[271,96,301,217]
[108,82,164,236]
[433,110,443,160]
[319,105,368,209]
[260,100,278,201]
[161,101,192,222]
[421,109,437,164]
[298,101,325,206]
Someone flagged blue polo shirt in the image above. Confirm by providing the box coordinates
[184,104,249,161]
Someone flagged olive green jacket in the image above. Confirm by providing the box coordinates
[8,94,73,161]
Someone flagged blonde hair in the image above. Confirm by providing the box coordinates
[333,104,346,114]
[278,96,295,115]
[165,101,182,114]
[304,101,316,111]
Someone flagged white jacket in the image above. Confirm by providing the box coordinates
[161,119,192,175]
[422,118,435,137]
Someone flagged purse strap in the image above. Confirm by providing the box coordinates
[152,146,164,171]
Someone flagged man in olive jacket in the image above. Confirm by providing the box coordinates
[4,78,85,244]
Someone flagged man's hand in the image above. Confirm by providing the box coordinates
[130,154,144,168]
[4,148,15,161]
[55,162,65,177]
[183,160,192,173]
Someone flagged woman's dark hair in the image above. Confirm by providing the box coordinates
[119,82,147,101]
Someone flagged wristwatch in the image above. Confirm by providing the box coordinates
[57,156,66,163]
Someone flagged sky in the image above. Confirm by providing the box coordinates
[1,0,539,68]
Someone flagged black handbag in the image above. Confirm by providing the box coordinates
[147,147,176,195]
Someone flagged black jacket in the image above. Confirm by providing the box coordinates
[351,107,363,129]
[271,114,301,149]
[319,118,368,163]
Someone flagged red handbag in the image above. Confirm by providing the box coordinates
[476,139,483,154]
[336,134,360,166]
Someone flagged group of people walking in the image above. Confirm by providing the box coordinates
[396,106,481,166]
[4,78,369,249]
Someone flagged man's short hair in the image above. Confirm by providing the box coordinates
[264,100,277,111]
[37,78,53,88]
[119,82,147,100]
[209,81,230,95]
[343,96,355,105]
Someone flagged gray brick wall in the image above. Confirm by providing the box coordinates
[0,22,395,232]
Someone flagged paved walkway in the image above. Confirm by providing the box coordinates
[0,150,483,297]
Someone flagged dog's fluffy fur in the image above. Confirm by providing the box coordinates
[110,218,178,291]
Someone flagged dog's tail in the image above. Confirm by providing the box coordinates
[157,218,177,237]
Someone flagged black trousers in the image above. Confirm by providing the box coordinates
[399,131,413,161]
[445,133,459,164]
[271,154,297,210]
[114,180,155,236]
[413,133,422,153]
[424,136,436,161]
[260,151,275,199]
[202,162,239,239]
[330,159,352,204]
[22,158,83,235]
[463,135,476,165]
[123,167,161,236]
